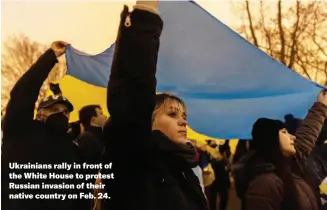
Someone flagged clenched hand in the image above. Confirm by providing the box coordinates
[51,41,68,57]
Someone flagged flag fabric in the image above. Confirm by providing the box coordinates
[64,1,322,139]
[320,177,327,205]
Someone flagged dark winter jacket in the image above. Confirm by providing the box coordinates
[1,49,88,210]
[305,143,327,208]
[245,102,327,210]
[102,6,207,210]
[232,140,251,164]
[75,126,104,164]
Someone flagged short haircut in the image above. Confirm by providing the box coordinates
[153,93,187,122]
[79,105,101,127]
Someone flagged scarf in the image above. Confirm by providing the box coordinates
[151,130,198,168]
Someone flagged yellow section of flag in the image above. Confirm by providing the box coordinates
[48,75,239,153]
[320,181,327,195]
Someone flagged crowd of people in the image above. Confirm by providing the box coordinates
[1,1,327,210]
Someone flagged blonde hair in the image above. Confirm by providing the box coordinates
[152,93,187,124]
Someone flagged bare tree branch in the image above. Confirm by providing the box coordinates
[240,18,251,41]
[277,1,286,64]
[312,18,327,57]
[1,34,66,111]
[245,1,259,47]
[296,53,312,79]
[288,1,300,69]
[323,61,327,86]
[259,1,272,55]
[233,1,327,85]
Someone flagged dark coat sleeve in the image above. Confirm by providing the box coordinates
[104,6,163,210]
[246,175,284,210]
[3,49,58,136]
[294,102,327,166]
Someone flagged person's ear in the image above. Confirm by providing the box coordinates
[90,116,97,124]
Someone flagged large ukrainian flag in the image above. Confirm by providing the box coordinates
[57,1,321,151]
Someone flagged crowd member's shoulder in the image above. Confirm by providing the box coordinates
[246,173,284,209]
[248,173,283,193]
[74,131,96,145]
[5,119,42,139]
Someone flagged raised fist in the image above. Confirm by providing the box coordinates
[51,41,68,57]
[317,90,327,106]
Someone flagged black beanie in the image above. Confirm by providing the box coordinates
[251,118,286,153]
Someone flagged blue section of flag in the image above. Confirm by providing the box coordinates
[65,1,322,139]
[65,45,114,88]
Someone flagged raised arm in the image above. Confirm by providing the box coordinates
[294,92,327,165]
[106,2,162,146]
[107,3,162,124]
[104,2,162,209]
[3,41,67,135]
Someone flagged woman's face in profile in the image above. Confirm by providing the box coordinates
[279,128,296,157]
[152,101,188,144]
